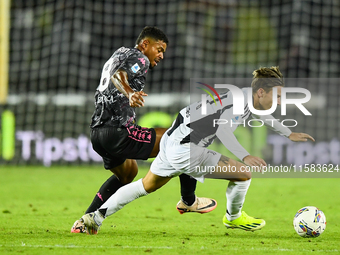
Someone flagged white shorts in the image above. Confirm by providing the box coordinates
[150,134,221,183]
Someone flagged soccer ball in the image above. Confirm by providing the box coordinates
[293,206,326,238]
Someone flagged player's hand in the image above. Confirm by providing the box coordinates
[128,91,148,107]
[288,132,315,142]
[243,155,267,171]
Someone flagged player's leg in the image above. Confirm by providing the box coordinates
[84,159,138,214]
[72,126,213,233]
[205,155,265,231]
[83,125,155,216]
[176,174,217,214]
[204,155,251,181]
[71,158,137,233]
[150,128,215,214]
[148,127,167,157]
[149,128,198,205]
[89,126,210,213]
[72,126,170,233]
[81,170,172,235]
[81,134,181,234]
[71,127,139,233]
[178,174,197,206]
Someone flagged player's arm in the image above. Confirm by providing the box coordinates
[217,92,266,168]
[111,70,148,108]
[288,132,315,142]
[251,114,315,142]
[216,125,267,168]
[252,113,292,137]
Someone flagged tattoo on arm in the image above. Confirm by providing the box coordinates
[220,155,230,166]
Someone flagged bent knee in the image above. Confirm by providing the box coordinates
[117,171,137,184]
[236,177,251,181]
[233,171,251,181]
[111,160,138,184]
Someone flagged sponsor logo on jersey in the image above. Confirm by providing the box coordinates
[131,63,140,73]
[232,116,241,123]
[138,58,146,66]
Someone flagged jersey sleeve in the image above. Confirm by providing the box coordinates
[216,123,250,161]
[251,114,292,137]
[213,90,250,161]
[119,51,149,90]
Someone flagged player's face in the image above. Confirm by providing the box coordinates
[142,39,167,69]
[259,86,282,110]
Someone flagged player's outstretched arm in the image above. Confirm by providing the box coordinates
[111,70,148,107]
[243,155,267,168]
[288,132,315,142]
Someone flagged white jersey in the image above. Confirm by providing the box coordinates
[166,87,292,161]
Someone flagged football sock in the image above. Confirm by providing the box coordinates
[85,175,124,214]
[179,174,197,206]
[93,210,105,226]
[99,178,148,217]
[226,179,251,221]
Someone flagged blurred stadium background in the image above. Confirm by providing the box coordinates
[0,0,339,167]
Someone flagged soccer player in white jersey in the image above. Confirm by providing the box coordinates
[79,66,315,234]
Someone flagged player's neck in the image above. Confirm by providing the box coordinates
[135,45,144,54]
[252,95,261,110]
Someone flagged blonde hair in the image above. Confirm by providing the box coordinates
[251,66,284,93]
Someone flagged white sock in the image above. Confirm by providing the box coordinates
[226,179,251,221]
[93,210,105,226]
[98,178,148,217]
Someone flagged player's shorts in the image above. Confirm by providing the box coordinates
[91,124,156,169]
[150,133,221,183]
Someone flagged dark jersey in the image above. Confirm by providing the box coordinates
[90,47,150,128]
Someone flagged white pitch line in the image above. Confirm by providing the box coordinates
[0,244,338,252]
[0,244,173,250]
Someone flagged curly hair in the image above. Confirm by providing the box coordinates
[251,66,284,93]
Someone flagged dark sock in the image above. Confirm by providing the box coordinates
[179,174,197,206]
[85,175,124,213]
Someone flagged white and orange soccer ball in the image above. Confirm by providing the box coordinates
[293,206,326,238]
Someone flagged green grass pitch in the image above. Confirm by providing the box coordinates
[0,165,339,254]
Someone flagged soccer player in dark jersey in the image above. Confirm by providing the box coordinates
[71,27,216,233]
[78,66,315,235]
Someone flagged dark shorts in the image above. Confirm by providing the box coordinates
[91,125,156,169]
